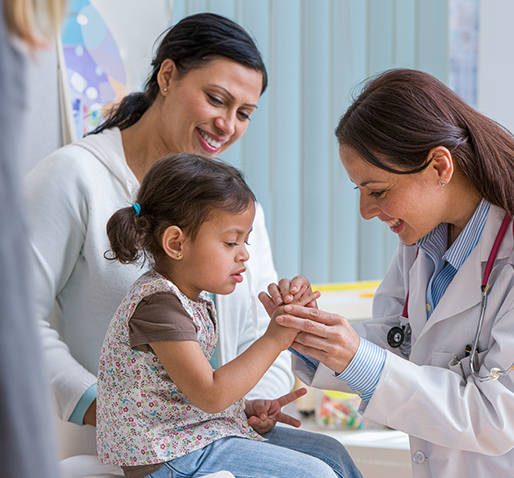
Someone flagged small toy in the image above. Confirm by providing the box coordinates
[315,390,369,430]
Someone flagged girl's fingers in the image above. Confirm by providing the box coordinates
[295,290,321,308]
[267,282,284,306]
[278,278,293,303]
[292,284,308,301]
[273,411,301,428]
[251,402,269,421]
[275,388,307,407]
[258,291,277,318]
[266,276,315,306]
[289,275,311,295]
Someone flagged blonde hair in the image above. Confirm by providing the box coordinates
[3,0,67,48]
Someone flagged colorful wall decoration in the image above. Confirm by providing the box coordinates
[61,0,126,138]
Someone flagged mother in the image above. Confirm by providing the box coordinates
[26,12,293,443]
[278,68,514,477]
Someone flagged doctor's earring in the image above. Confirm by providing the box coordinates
[176,253,182,259]
[439,180,447,186]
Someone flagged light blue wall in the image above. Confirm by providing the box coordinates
[171,0,450,283]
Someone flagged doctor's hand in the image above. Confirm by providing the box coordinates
[245,388,307,435]
[259,275,318,319]
[277,305,361,375]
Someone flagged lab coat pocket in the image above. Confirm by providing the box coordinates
[448,350,488,380]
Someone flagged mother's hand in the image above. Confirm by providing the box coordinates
[277,305,360,375]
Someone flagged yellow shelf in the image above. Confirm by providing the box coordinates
[312,280,381,292]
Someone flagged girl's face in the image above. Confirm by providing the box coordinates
[175,204,255,301]
[157,57,263,157]
[339,145,448,245]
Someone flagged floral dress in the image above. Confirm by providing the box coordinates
[97,270,264,467]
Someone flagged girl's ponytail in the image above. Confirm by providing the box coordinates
[106,153,255,267]
[105,206,147,264]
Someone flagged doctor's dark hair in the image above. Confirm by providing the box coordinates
[335,68,514,215]
[91,13,267,134]
[105,153,256,265]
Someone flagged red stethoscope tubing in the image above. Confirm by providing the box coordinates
[482,212,512,290]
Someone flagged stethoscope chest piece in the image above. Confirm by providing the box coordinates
[387,323,412,355]
[387,326,405,348]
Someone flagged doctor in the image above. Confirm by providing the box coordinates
[273,69,514,477]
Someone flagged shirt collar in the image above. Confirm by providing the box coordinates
[417,199,491,271]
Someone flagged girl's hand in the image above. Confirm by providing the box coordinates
[264,290,321,350]
[259,275,317,319]
[277,305,360,375]
[245,388,307,435]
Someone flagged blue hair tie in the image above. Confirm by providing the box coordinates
[132,203,141,216]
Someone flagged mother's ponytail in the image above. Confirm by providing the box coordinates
[90,92,152,135]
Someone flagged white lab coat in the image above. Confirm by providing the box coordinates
[293,204,514,477]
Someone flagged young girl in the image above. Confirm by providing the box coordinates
[97,154,361,478]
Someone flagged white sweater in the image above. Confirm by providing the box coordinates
[25,128,293,423]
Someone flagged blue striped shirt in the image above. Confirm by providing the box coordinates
[294,199,491,402]
[291,338,385,403]
[290,340,385,402]
[417,199,490,318]
[334,339,386,402]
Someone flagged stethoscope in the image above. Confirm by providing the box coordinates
[387,212,514,382]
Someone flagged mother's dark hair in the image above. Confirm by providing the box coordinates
[335,68,514,214]
[92,13,267,134]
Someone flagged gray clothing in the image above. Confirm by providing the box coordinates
[0,2,60,475]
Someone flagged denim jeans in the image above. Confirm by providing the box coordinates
[146,426,362,478]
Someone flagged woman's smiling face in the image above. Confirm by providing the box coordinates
[156,56,263,157]
[339,145,447,245]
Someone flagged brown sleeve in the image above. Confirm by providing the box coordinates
[129,291,198,352]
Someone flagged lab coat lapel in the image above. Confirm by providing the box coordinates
[414,206,510,340]
[407,249,433,343]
